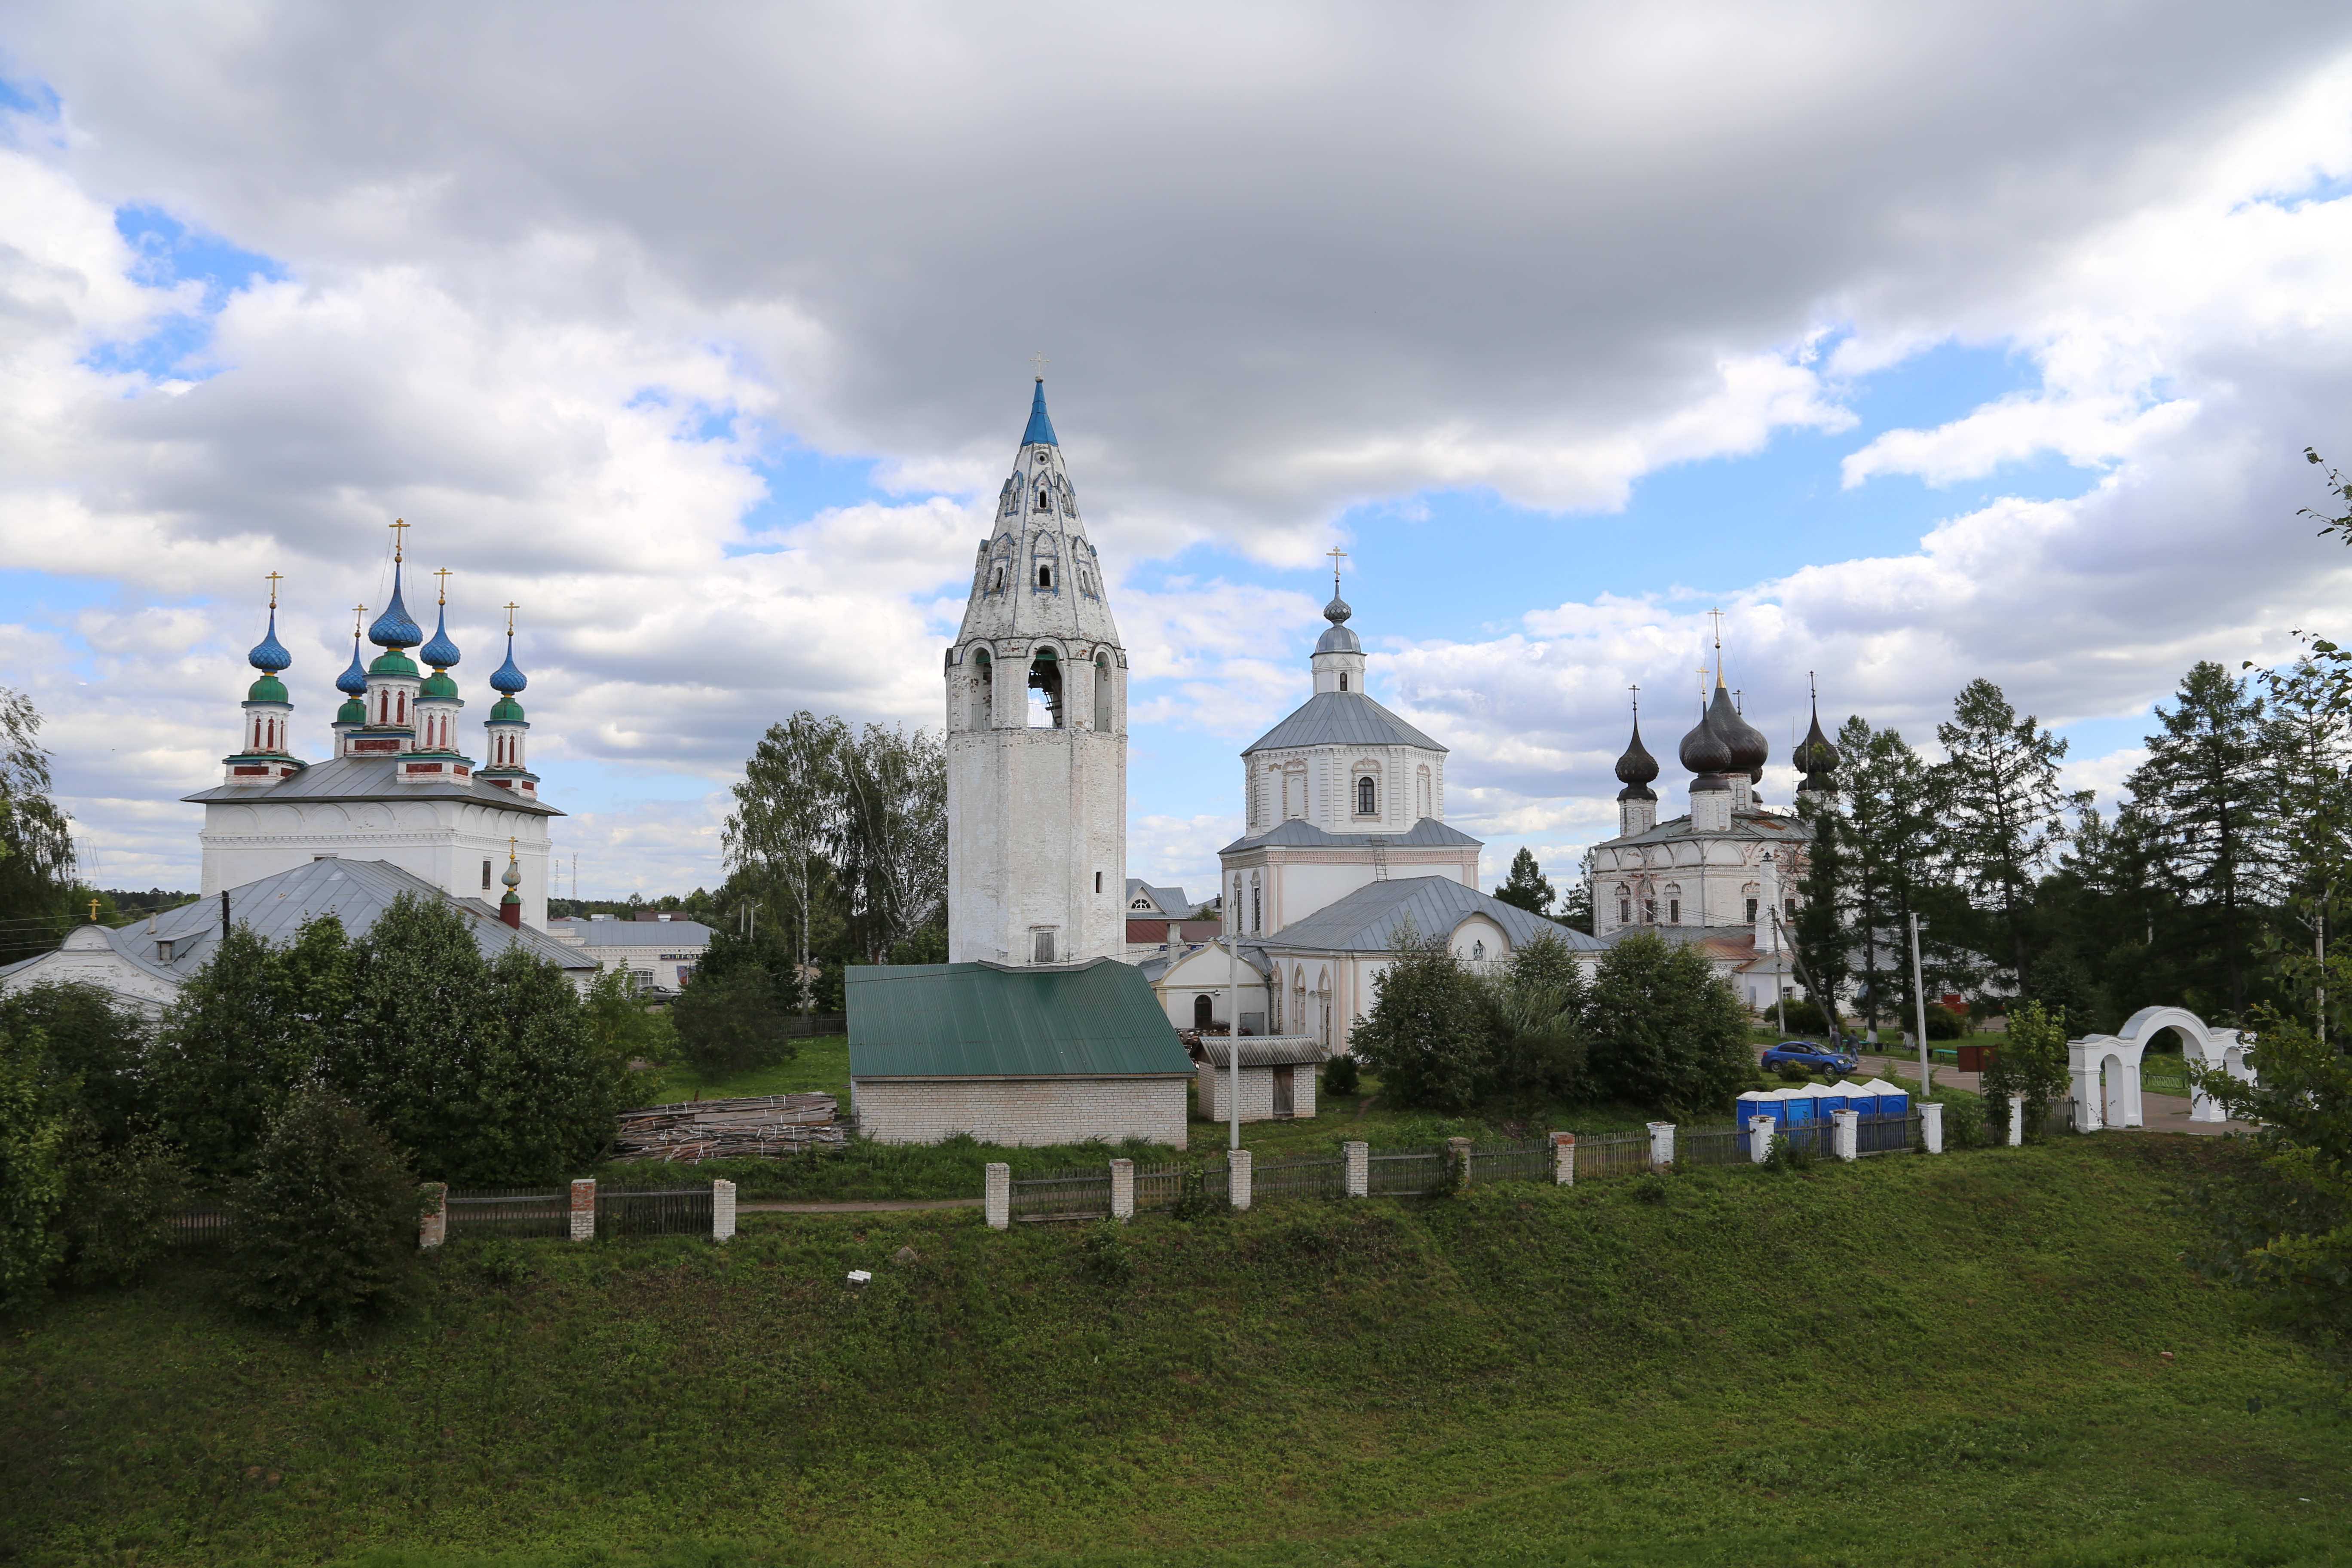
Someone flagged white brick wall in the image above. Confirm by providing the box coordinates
[1194,1060,1318,1122]
[852,1076,1188,1146]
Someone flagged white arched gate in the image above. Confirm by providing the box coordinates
[2066,1005,2256,1131]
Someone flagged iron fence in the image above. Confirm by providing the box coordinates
[1366,1147,1446,1197]
[167,1203,232,1248]
[1679,1124,1751,1168]
[444,1187,570,1239]
[1467,1142,1552,1185]
[1010,1166,1113,1223]
[1570,1130,1653,1180]
[1856,1112,1917,1155]
[1253,1155,1347,1200]
[594,1184,713,1238]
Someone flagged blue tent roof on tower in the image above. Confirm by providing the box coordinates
[247,610,292,673]
[1022,379,1058,447]
[369,566,423,649]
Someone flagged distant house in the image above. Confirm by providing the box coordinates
[1124,879,1193,918]
[1194,1035,1326,1122]
[546,912,714,995]
[0,858,597,1017]
[846,958,1195,1146]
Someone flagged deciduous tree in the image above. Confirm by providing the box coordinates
[1583,932,1752,1117]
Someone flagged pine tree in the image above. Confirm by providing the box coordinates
[1933,680,2090,988]
[1492,847,1555,916]
[1834,718,1939,1037]
[1791,793,1849,1027]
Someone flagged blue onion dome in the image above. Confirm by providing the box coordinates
[420,602,462,671]
[368,563,423,649]
[420,670,460,701]
[336,637,369,696]
[247,609,293,673]
[1614,717,1659,800]
[1713,682,1770,775]
[489,632,528,695]
[368,647,420,679]
[1314,591,1362,655]
[246,672,289,704]
[489,694,527,724]
[336,694,366,725]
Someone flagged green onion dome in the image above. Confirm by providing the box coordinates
[489,695,527,724]
[337,695,366,725]
[368,648,420,679]
[420,670,460,701]
[245,672,289,703]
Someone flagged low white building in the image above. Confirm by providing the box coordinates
[1193,1036,1325,1122]
[545,913,714,995]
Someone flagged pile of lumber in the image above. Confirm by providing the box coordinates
[607,1092,845,1164]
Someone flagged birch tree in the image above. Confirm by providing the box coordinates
[724,713,848,1015]
[834,723,947,962]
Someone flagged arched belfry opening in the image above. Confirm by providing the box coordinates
[1093,654,1112,730]
[970,650,992,729]
[1027,649,1062,728]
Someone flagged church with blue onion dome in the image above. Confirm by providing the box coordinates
[185,520,562,931]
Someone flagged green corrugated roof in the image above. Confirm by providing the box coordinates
[847,959,1193,1078]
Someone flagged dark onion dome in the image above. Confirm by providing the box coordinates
[247,608,292,673]
[1678,703,1732,776]
[490,631,528,695]
[1614,716,1659,800]
[1315,591,1361,655]
[369,563,423,649]
[335,634,369,696]
[1713,681,1770,775]
[420,600,462,671]
[1795,702,1840,776]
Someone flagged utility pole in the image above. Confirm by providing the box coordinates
[1227,927,1242,1152]
[1909,913,1932,1096]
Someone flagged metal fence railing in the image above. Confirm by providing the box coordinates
[594,1184,713,1238]
[167,1203,233,1248]
[1010,1166,1113,1223]
[1856,1112,1918,1155]
[1253,1155,1346,1200]
[1679,1124,1750,1168]
[1366,1148,1446,1197]
[1466,1142,1552,1185]
[1570,1130,1653,1180]
[445,1188,570,1239]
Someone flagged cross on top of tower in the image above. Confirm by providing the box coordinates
[265,571,283,610]
[1629,681,1640,716]
[1707,606,1724,649]
[351,603,367,635]
[434,567,452,605]
[504,602,518,635]
[1326,545,1348,594]
[1029,349,1049,380]
[389,518,409,562]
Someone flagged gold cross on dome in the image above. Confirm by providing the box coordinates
[1326,545,1348,592]
[87,897,99,923]
[1707,606,1724,648]
[351,603,368,636]
[1029,350,1049,379]
[503,602,518,634]
[1629,682,1640,716]
[389,518,410,562]
[434,567,452,605]
[264,571,283,610]
[1697,665,1709,707]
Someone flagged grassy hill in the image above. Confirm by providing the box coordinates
[5,1135,2347,1566]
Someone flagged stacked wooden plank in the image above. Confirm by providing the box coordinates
[607,1092,844,1164]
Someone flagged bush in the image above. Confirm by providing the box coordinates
[1084,1217,1133,1285]
[670,968,797,1081]
[1925,1004,1966,1041]
[1585,934,1754,1117]
[1348,930,1488,1113]
[1770,998,1831,1035]
[0,1027,64,1314]
[228,1089,425,1334]
[59,1129,187,1288]
[1323,1053,1360,1098]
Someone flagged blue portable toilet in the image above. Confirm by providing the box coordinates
[1736,1089,1788,1156]
[1862,1076,1908,1118]
[1837,1078,1877,1116]
[1782,1085,1818,1125]
[1813,1081,1852,1117]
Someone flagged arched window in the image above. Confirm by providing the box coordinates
[1417,767,1431,819]
[1194,993,1213,1029]
[1250,873,1262,934]
[991,567,1004,594]
[1026,652,1061,728]
[1035,482,1051,512]
[1093,656,1111,731]
[1355,775,1376,816]
[971,652,993,729]
[396,692,406,725]
[1338,673,1348,691]
[1280,770,1295,819]
[1037,563,1052,588]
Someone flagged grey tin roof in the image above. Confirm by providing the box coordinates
[1595,808,1811,850]
[1256,875,1605,956]
[1219,816,1481,855]
[551,919,716,948]
[74,858,595,980]
[1193,1036,1328,1067]
[1123,879,1192,913]
[1242,691,1446,756]
[182,754,564,817]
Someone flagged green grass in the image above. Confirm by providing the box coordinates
[647,1036,854,1106]
[6,1135,2347,1566]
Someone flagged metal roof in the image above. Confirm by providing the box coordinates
[1595,808,1811,849]
[1255,874,1605,956]
[550,919,716,948]
[1221,815,1481,855]
[181,753,564,817]
[1242,691,1446,756]
[847,958,1194,1078]
[1193,1036,1328,1067]
[85,858,595,978]
[1123,878,1192,913]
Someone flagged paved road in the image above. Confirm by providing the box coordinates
[1756,1043,2256,1137]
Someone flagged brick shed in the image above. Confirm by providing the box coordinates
[846,958,1195,1146]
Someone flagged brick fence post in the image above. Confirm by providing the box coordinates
[1647,1121,1675,1172]
[2007,1093,2028,1148]
[569,1178,596,1243]
[1228,1149,1253,1212]
[1109,1158,1135,1222]
[1447,1136,1473,1194]
[1748,1117,1775,1164]
[1344,1141,1368,1197]
[1830,1109,1859,1162]
[1920,1102,1945,1155]
[1551,1130,1576,1186]
[712,1178,736,1241]
[418,1182,448,1249]
[985,1162,1011,1230]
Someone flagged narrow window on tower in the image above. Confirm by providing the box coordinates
[482,861,492,890]
[991,567,1004,594]
[1620,900,1630,924]
[1038,564,1052,588]
[1027,652,1062,728]
[1096,871,1102,894]
[1339,674,1348,691]
[1669,899,1681,924]
[1093,655,1111,730]
[972,651,993,728]
[1355,776,1376,815]
[1033,929,1056,963]
[1746,898,1758,922]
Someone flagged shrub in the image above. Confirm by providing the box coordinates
[1323,1053,1360,1098]
[670,968,796,1081]
[1084,1217,1133,1285]
[59,1129,188,1288]
[1925,1004,1966,1041]
[1348,929,1488,1113]
[1585,933,1754,1117]
[228,1089,425,1334]
[1770,998,1831,1035]
[1764,1130,1815,1173]
[0,1028,64,1314]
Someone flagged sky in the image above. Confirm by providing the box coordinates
[6,3,2352,904]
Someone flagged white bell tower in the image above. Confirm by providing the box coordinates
[944,377,1127,965]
